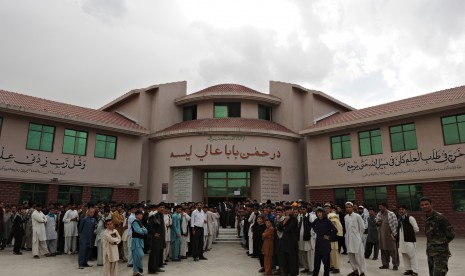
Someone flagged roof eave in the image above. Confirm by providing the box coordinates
[99,89,144,111]
[300,98,465,136]
[0,104,149,136]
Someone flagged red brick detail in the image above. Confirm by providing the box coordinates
[308,188,334,204]
[112,188,139,203]
[0,181,20,205]
[82,186,91,204]
[355,187,364,204]
[386,185,397,210]
[47,184,58,204]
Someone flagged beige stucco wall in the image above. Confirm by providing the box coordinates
[0,113,143,188]
[306,108,465,188]
[148,135,304,202]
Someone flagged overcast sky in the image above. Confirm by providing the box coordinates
[1,0,464,109]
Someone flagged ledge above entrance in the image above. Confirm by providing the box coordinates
[149,118,301,141]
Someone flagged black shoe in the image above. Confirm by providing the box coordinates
[199,257,208,260]
[33,255,40,259]
[331,269,340,273]
[393,266,398,271]
[403,271,413,275]
[194,258,199,261]
[13,252,23,255]
[155,268,165,272]
[301,269,310,273]
[379,265,389,269]
[258,268,265,272]
[83,264,93,267]
[128,264,133,267]
[78,266,84,269]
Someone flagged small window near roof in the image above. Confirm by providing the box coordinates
[214,102,241,118]
[258,104,272,120]
[183,105,197,121]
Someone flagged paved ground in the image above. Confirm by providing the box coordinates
[0,237,463,275]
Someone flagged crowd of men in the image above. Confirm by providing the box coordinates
[0,196,456,276]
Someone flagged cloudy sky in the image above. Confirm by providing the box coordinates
[1,0,464,109]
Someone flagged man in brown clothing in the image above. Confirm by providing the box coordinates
[376,202,399,271]
[112,205,125,261]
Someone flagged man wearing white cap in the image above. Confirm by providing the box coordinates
[344,202,366,276]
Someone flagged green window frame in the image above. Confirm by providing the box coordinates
[214,102,241,118]
[258,104,272,121]
[359,129,383,156]
[396,184,423,211]
[62,129,88,156]
[451,181,465,212]
[90,187,113,204]
[94,134,117,159]
[363,186,387,209]
[334,188,356,208]
[183,105,197,121]
[26,123,55,152]
[203,171,251,203]
[442,114,465,145]
[20,183,48,206]
[390,123,417,152]
[331,134,352,159]
[57,186,83,205]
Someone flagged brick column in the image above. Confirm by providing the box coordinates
[47,184,58,204]
[82,186,91,204]
[0,181,21,205]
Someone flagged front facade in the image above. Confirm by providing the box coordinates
[1,82,465,235]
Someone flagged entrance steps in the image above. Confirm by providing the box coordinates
[216,227,242,244]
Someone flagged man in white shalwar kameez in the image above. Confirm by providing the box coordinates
[31,204,51,258]
[103,219,121,276]
[180,208,190,258]
[62,205,79,254]
[345,202,366,276]
[397,205,419,276]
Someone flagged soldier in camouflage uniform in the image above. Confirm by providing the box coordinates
[420,197,455,276]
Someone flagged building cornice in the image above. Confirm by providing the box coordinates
[149,128,301,141]
[175,91,282,106]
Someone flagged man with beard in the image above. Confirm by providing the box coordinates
[63,204,79,254]
[278,205,298,276]
[148,204,166,274]
[376,202,399,271]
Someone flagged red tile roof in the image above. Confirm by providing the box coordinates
[307,85,465,130]
[0,89,146,132]
[155,118,297,136]
[191,84,265,95]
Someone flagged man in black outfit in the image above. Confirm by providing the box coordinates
[147,204,165,274]
[219,201,228,228]
[279,205,299,276]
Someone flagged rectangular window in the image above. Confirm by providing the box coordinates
[390,123,418,152]
[258,104,272,121]
[183,105,197,121]
[90,187,113,203]
[20,183,48,206]
[26,123,55,152]
[396,184,423,211]
[442,114,465,145]
[451,181,465,212]
[214,102,241,118]
[62,129,88,156]
[331,134,352,159]
[359,129,383,156]
[363,186,387,209]
[334,188,356,208]
[94,134,117,159]
[57,186,83,205]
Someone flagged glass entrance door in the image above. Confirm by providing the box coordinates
[203,171,250,205]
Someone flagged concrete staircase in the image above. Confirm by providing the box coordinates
[216,227,241,244]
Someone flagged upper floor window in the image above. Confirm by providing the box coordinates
[214,102,240,118]
[442,114,465,145]
[94,134,117,159]
[183,105,197,121]
[359,129,382,156]
[63,129,88,156]
[331,134,351,159]
[390,123,417,152]
[26,123,55,152]
[258,104,272,120]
